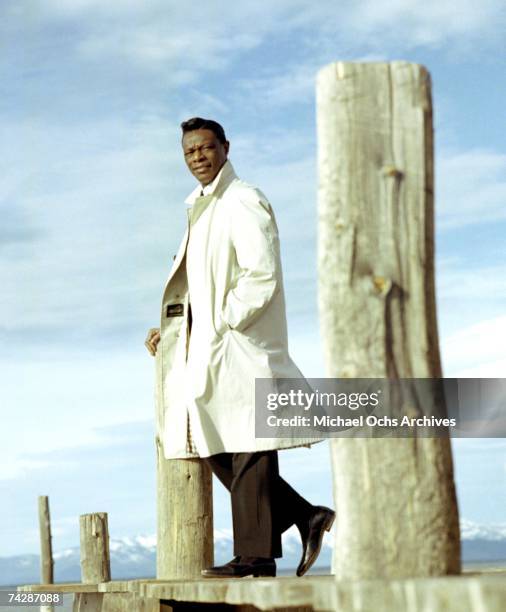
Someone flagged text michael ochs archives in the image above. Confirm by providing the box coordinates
[264,389,457,430]
[255,378,506,438]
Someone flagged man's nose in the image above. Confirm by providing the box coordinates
[193,147,206,161]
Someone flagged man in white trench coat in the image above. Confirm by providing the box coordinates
[145,117,335,578]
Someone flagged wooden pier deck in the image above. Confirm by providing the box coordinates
[17,568,506,611]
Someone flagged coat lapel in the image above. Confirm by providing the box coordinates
[164,161,238,289]
[162,227,189,294]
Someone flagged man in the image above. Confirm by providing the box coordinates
[145,117,334,578]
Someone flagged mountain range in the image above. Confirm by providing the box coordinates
[1,519,505,587]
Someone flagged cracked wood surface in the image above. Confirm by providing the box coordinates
[18,572,506,611]
[316,61,461,580]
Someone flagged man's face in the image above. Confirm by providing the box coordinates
[182,128,229,186]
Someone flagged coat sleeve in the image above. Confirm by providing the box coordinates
[221,188,281,333]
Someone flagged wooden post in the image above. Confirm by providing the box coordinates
[74,512,159,611]
[38,496,54,583]
[156,437,213,579]
[79,513,111,583]
[38,496,54,612]
[73,513,111,612]
[316,61,461,579]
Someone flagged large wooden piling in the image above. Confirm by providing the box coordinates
[156,437,213,579]
[316,61,461,580]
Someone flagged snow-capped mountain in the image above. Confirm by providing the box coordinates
[1,520,505,587]
[460,518,506,541]
[459,519,506,564]
[0,528,321,586]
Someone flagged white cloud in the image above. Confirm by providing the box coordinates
[4,0,504,93]
[290,0,506,54]
[77,27,261,75]
[51,516,81,540]
[441,315,506,376]
[437,260,506,302]
[437,149,506,228]
[0,459,56,481]
[454,359,506,378]
[0,115,188,338]
[0,351,155,482]
[236,63,320,110]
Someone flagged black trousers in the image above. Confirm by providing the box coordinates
[203,450,313,558]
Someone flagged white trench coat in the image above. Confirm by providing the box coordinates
[155,160,321,458]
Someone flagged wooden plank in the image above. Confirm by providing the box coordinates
[73,593,103,612]
[17,583,99,593]
[103,593,159,611]
[98,579,160,593]
[316,60,461,580]
[17,572,506,611]
[140,576,331,609]
[73,592,160,612]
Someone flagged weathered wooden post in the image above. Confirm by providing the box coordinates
[38,496,54,612]
[316,61,461,579]
[38,496,54,582]
[155,437,213,579]
[73,512,158,611]
[79,513,111,583]
[73,513,110,612]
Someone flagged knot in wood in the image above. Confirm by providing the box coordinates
[382,165,403,179]
[372,275,392,296]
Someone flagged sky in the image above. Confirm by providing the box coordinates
[1,0,505,557]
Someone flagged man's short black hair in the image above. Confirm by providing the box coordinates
[180,117,227,144]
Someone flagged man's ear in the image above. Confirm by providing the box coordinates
[224,140,230,155]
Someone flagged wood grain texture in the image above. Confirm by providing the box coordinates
[316,61,461,580]
[19,572,506,611]
[79,513,111,584]
[73,593,103,612]
[156,437,213,579]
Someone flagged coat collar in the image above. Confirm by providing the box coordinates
[184,159,237,206]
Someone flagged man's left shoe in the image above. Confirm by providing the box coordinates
[296,505,336,577]
[201,556,276,578]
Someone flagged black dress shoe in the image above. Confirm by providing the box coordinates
[296,505,336,577]
[201,556,276,578]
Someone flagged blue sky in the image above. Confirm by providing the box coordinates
[1,1,505,557]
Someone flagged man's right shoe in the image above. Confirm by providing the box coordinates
[201,556,276,578]
[296,505,336,577]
